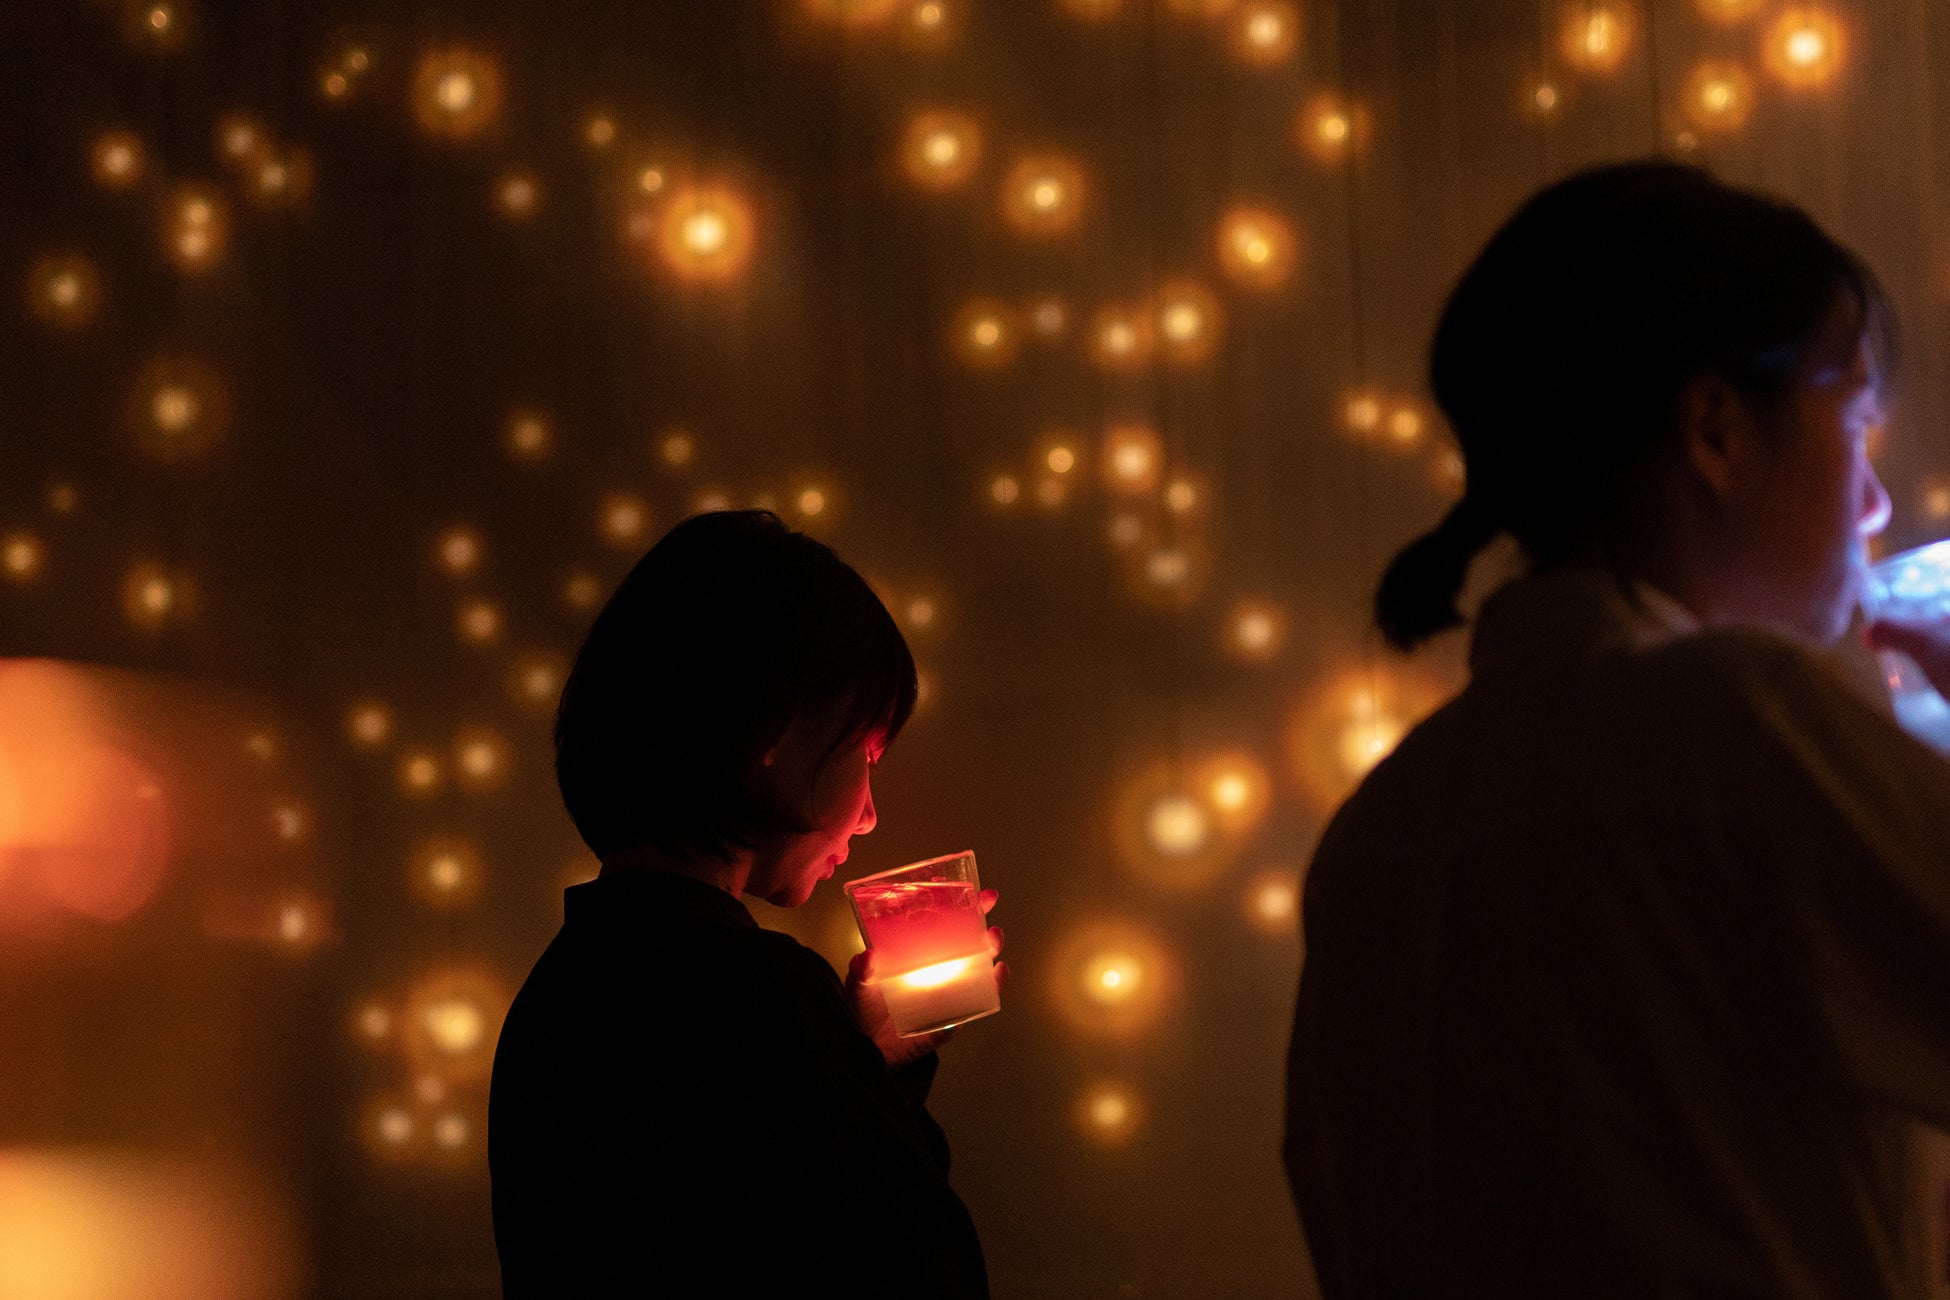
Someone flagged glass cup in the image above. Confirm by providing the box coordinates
[1860,538,1950,752]
[844,850,1000,1037]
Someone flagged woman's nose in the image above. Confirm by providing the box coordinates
[1859,464,1892,538]
[855,787,878,835]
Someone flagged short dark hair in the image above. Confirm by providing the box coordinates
[554,510,917,863]
[1376,159,1898,652]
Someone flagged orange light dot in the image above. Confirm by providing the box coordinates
[347,700,394,749]
[457,600,503,645]
[1559,3,1634,73]
[3,532,45,583]
[584,114,618,148]
[1230,0,1299,64]
[397,747,444,796]
[27,254,101,328]
[496,172,541,218]
[1047,446,1076,475]
[1001,154,1086,236]
[797,488,828,518]
[599,493,650,547]
[1216,206,1296,289]
[1763,7,1845,89]
[434,526,482,576]
[989,475,1021,506]
[654,184,757,283]
[1681,61,1756,132]
[1243,868,1302,933]
[91,132,145,187]
[1298,95,1368,163]
[901,110,982,190]
[164,184,229,271]
[1102,425,1163,494]
[413,49,504,139]
[504,410,554,461]
[950,299,1020,368]
[1226,601,1285,662]
[1077,1082,1142,1144]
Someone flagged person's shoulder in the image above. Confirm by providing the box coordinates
[1628,625,1867,719]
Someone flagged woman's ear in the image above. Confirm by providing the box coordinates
[1674,374,1757,501]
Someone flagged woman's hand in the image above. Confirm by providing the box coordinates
[846,888,1007,1072]
[1867,619,1950,701]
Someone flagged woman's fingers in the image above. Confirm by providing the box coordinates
[848,948,875,983]
[979,888,999,915]
[987,924,1004,958]
[993,960,1010,993]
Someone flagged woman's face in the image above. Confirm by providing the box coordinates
[1717,311,1890,642]
[742,716,882,908]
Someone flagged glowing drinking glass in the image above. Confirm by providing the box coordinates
[845,851,1000,1037]
[1861,539,1950,751]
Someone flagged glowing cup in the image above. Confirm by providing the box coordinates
[1861,539,1950,751]
[845,851,1000,1037]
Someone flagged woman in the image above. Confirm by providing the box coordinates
[491,510,999,1297]
[1284,161,1950,1298]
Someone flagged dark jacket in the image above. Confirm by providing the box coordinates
[490,869,988,1298]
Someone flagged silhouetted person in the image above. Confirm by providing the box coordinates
[491,510,996,1298]
[1286,162,1950,1297]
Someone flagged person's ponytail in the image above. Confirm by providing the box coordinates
[1373,495,1499,653]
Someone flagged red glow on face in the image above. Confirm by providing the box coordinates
[0,662,172,926]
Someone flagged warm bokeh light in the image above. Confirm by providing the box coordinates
[1044,440,1079,476]
[658,428,695,469]
[1921,477,1950,522]
[583,113,618,148]
[1763,7,1846,89]
[1526,79,1564,117]
[1242,867,1302,935]
[1559,2,1635,74]
[599,492,652,547]
[456,599,504,646]
[359,1096,421,1161]
[563,569,606,612]
[950,299,1020,368]
[346,700,394,750]
[1076,1082,1143,1145]
[452,726,512,793]
[163,184,229,271]
[1297,94,1370,164]
[217,114,266,166]
[988,474,1021,506]
[1193,751,1272,834]
[410,836,486,908]
[90,131,145,188]
[900,110,983,190]
[1287,668,1451,813]
[1163,475,1204,517]
[1216,206,1296,289]
[412,47,505,139]
[504,408,554,461]
[495,171,542,219]
[1225,599,1286,663]
[0,1150,303,1300]
[433,526,482,577]
[0,662,173,923]
[1001,154,1086,236]
[1229,0,1299,64]
[655,184,758,283]
[127,355,228,462]
[396,746,446,797]
[26,253,100,329]
[1341,391,1384,435]
[121,561,192,631]
[1683,61,1756,132]
[247,150,313,207]
[3,532,45,584]
[1154,278,1224,364]
[1089,302,1154,371]
[404,968,510,1080]
[1050,921,1176,1037]
[1101,424,1163,495]
[1384,403,1426,449]
[508,650,568,711]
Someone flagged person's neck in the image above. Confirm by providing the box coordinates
[599,844,750,896]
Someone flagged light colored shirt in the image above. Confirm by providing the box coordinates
[1286,568,1950,1299]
